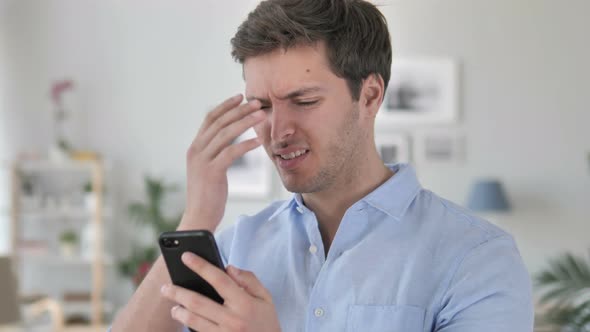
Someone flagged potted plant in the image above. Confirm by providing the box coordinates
[118,176,181,287]
[118,247,159,286]
[83,181,96,211]
[535,251,590,331]
[59,230,78,258]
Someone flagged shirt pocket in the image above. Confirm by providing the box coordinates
[346,304,425,332]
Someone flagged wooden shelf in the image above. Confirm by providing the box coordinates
[18,252,114,266]
[19,207,113,220]
[11,158,108,327]
[17,159,112,172]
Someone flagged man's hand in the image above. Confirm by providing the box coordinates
[160,252,281,332]
[180,94,265,232]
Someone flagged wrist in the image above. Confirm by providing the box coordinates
[177,211,217,233]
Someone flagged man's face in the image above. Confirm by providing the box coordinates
[244,43,367,194]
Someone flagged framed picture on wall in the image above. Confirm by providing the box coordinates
[376,57,459,127]
[414,129,466,165]
[375,133,411,165]
[227,129,272,198]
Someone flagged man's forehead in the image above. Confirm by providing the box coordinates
[243,43,329,78]
[242,42,337,102]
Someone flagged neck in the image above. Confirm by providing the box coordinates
[301,149,394,253]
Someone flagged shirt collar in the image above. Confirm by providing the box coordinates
[267,196,296,221]
[361,163,422,220]
[267,163,422,222]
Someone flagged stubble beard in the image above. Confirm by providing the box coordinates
[282,105,364,194]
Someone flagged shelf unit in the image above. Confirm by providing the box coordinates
[10,158,108,326]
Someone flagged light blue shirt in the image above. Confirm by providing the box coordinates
[111,163,533,331]
[215,163,533,331]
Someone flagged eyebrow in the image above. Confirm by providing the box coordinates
[247,87,324,104]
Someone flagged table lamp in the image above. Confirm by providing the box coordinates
[466,179,511,212]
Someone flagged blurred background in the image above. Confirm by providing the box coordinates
[0,0,588,331]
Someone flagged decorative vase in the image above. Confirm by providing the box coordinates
[80,222,96,260]
[48,143,69,163]
[59,242,77,258]
[84,193,96,211]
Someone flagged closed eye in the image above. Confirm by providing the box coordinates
[297,100,318,106]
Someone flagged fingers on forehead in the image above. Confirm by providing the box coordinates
[208,94,244,123]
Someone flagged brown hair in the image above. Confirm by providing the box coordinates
[231,0,392,101]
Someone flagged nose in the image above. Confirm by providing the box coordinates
[269,105,295,143]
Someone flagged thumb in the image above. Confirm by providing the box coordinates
[227,265,272,301]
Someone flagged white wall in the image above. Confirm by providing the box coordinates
[1,0,271,235]
[0,1,10,254]
[1,0,589,291]
[382,0,590,273]
[0,0,270,309]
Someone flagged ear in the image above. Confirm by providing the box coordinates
[358,73,384,118]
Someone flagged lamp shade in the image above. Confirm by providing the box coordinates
[466,179,511,212]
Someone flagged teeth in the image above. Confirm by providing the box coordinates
[280,149,307,160]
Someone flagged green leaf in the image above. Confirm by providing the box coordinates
[535,251,590,330]
[118,176,182,279]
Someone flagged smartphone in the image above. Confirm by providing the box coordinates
[159,230,225,305]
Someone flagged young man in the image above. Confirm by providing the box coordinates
[112,0,533,331]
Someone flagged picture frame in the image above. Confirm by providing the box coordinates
[377,57,459,127]
[414,130,466,165]
[227,129,272,198]
[375,133,411,165]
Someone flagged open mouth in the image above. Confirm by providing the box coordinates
[274,149,310,170]
[278,149,309,160]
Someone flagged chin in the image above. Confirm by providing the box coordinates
[281,179,301,194]
[281,176,323,194]
[276,163,322,194]
[280,176,308,194]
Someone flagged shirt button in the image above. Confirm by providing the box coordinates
[309,245,318,254]
[296,206,304,213]
[314,307,324,317]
